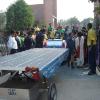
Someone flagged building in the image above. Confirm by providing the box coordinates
[31,0,57,28]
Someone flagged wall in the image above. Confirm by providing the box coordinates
[31,0,57,27]
[31,4,45,25]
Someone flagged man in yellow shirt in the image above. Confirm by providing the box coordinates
[87,23,97,75]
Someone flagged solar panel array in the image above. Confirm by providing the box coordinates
[0,48,68,71]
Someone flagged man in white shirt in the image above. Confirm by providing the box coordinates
[7,31,18,54]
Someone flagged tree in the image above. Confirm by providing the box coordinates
[81,18,94,27]
[58,19,66,26]
[66,17,80,26]
[6,0,34,32]
[58,17,80,27]
[89,0,100,31]
[94,6,100,14]
[0,12,6,32]
[89,0,100,2]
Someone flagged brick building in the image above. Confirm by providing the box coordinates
[31,0,57,28]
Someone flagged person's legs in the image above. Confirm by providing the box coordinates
[70,54,75,68]
[88,45,96,75]
[10,49,17,54]
[84,48,88,65]
[67,50,71,67]
[91,45,96,73]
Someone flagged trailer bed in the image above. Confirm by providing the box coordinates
[0,48,68,78]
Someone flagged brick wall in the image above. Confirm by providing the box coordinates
[44,0,57,27]
[31,4,45,24]
[31,0,57,27]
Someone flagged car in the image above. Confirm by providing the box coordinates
[43,39,66,48]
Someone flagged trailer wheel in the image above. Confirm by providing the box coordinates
[48,83,57,100]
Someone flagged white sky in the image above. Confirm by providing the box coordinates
[0,0,94,21]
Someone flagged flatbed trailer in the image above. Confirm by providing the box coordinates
[0,48,69,100]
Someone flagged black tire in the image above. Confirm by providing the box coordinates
[48,83,57,100]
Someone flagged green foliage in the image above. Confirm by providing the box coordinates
[58,17,95,30]
[81,18,94,27]
[58,17,80,26]
[89,0,100,2]
[94,15,100,31]
[66,17,80,26]
[58,19,66,26]
[6,0,34,32]
[0,12,6,31]
[95,6,100,14]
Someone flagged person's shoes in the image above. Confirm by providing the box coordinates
[88,71,96,75]
[71,65,75,69]
[83,67,89,70]
[70,62,74,69]
[67,62,70,67]
[77,66,83,68]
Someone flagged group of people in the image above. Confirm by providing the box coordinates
[7,23,98,75]
[64,23,97,75]
[6,23,66,55]
[7,26,47,54]
[64,26,87,68]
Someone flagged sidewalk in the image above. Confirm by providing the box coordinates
[53,65,100,100]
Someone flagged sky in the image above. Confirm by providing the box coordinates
[0,0,94,21]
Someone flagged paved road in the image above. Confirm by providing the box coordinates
[1,64,100,100]
[52,64,100,100]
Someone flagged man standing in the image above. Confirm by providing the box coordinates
[48,23,53,39]
[7,31,18,54]
[87,23,97,75]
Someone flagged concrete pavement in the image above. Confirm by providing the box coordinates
[53,64,100,100]
[0,64,100,100]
